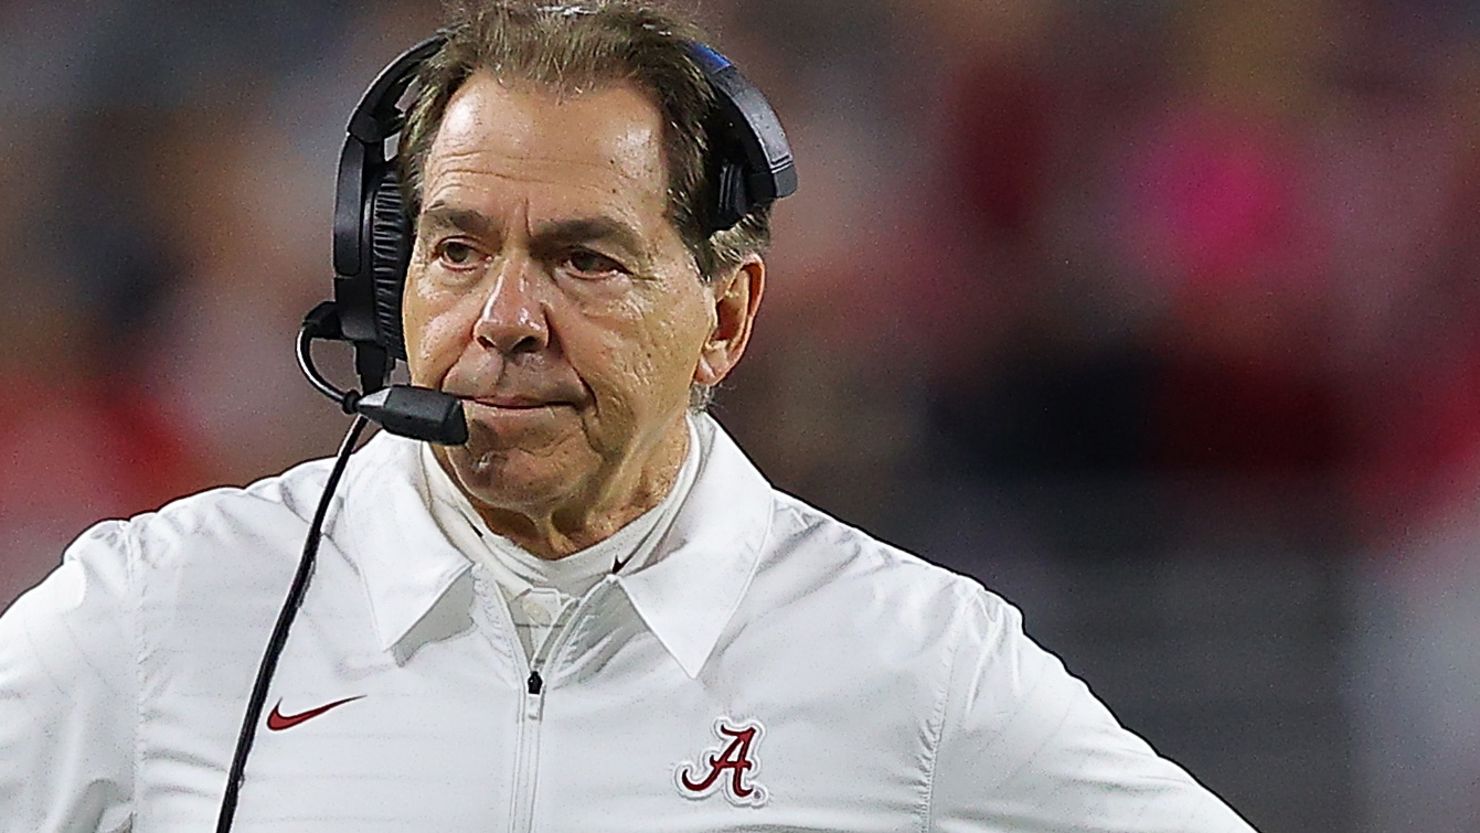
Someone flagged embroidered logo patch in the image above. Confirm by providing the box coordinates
[265,695,364,731]
[674,717,768,807]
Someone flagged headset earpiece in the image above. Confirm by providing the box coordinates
[367,169,412,361]
[328,34,446,393]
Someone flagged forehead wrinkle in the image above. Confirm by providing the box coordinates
[427,156,647,190]
[421,159,664,248]
[422,175,651,242]
[426,74,669,196]
[421,145,665,222]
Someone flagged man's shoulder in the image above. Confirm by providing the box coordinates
[0,451,336,692]
[758,489,1006,638]
[122,452,337,559]
[770,491,988,589]
[122,430,419,557]
[58,434,416,598]
[7,434,421,669]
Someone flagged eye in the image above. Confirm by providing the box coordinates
[434,240,484,270]
[561,249,627,279]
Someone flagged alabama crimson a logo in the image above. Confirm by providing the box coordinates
[674,717,769,807]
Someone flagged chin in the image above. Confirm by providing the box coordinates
[442,439,587,512]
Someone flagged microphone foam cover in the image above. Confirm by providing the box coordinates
[355,386,469,445]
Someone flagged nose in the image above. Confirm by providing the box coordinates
[473,255,549,355]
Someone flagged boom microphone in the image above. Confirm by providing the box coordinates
[354,386,468,446]
[296,301,468,446]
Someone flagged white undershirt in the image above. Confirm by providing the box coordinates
[420,417,702,662]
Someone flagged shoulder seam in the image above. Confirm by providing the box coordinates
[920,582,976,833]
[141,454,339,534]
[122,520,142,822]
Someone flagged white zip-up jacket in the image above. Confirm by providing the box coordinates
[0,415,1258,832]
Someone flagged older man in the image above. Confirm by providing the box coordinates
[0,2,1258,831]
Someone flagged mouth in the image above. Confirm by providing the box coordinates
[459,395,580,412]
[471,396,549,409]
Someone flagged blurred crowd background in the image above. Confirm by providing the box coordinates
[3,1,1478,830]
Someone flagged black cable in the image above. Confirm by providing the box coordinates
[296,325,359,414]
[214,414,372,833]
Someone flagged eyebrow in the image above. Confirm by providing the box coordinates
[419,201,652,264]
[419,203,497,239]
[529,217,649,262]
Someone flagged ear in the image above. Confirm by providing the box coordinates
[694,255,765,388]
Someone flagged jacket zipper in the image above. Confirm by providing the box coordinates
[509,671,543,833]
[505,579,613,833]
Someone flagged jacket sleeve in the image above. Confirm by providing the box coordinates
[0,521,136,833]
[927,588,1259,833]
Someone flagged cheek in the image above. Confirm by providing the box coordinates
[570,290,709,410]
[402,275,475,387]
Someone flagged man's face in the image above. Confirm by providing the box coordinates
[402,73,747,527]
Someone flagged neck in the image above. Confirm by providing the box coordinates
[440,415,690,560]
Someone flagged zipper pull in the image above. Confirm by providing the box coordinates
[524,670,545,721]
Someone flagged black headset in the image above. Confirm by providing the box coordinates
[321,32,798,399]
[219,32,797,833]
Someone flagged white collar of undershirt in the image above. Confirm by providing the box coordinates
[419,415,703,600]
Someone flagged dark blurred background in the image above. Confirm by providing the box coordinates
[3,1,1479,831]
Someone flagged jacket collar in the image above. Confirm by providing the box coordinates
[612,415,774,678]
[335,431,472,653]
[334,414,774,676]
